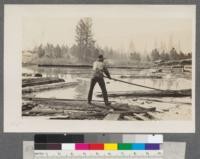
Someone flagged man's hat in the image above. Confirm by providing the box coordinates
[98,54,105,59]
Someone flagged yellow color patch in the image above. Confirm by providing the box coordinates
[104,143,118,150]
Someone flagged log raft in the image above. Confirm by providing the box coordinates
[22,97,156,120]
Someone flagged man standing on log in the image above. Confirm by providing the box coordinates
[88,54,111,106]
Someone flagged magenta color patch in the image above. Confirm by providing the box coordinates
[75,144,89,150]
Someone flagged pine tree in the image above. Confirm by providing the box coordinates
[75,18,96,62]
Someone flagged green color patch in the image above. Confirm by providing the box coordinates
[118,143,132,150]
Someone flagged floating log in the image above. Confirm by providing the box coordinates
[103,113,121,120]
[22,82,78,94]
[96,89,191,98]
[141,98,191,105]
[22,77,65,87]
[157,58,191,66]
[136,105,156,112]
[29,108,64,114]
[34,73,43,77]
[22,73,32,77]
[38,64,92,68]
[133,113,149,121]
[66,111,107,120]
[146,112,160,120]
[22,101,37,111]
[50,116,69,120]
[123,116,137,121]
[107,109,156,115]
[183,65,192,72]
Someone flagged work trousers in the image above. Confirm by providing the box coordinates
[88,76,109,104]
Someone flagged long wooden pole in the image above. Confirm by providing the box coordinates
[104,76,164,91]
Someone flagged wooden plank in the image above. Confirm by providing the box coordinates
[133,113,149,121]
[49,116,69,120]
[146,112,160,120]
[68,112,107,120]
[123,116,137,121]
[109,103,130,111]
[103,113,121,120]
[156,109,165,113]
[136,105,156,111]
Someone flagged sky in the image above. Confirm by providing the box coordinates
[22,5,195,54]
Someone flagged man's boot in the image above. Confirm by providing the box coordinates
[105,102,111,106]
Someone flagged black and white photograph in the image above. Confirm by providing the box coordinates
[4,5,196,132]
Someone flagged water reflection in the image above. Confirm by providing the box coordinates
[74,80,89,99]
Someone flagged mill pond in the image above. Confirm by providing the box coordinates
[22,65,192,121]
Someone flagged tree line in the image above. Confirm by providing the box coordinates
[28,18,192,65]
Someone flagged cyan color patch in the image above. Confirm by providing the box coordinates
[132,144,145,150]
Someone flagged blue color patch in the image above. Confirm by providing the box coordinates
[132,144,145,150]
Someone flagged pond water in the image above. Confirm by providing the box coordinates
[23,66,192,101]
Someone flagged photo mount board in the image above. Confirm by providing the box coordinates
[4,4,196,132]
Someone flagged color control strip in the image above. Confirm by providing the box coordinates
[35,143,160,150]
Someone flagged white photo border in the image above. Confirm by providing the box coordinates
[4,4,196,133]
